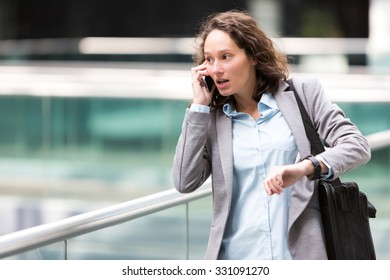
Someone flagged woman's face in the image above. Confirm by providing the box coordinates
[204,29,257,98]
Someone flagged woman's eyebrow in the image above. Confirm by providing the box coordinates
[204,49,234,55]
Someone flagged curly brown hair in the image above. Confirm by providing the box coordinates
[193,10,289,109]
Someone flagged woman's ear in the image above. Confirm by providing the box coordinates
[251,57,257,66]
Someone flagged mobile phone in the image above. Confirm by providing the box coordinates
[202,76,214,92]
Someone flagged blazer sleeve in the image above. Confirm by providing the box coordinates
[172,109,212,193]
[293,77,371,179]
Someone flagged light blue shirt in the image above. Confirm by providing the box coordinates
[220,93,296,259]
[190,93,332,260]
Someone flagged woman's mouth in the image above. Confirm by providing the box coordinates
[216,79,230,89]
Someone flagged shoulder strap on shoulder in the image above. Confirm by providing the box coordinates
[286,79,324,155]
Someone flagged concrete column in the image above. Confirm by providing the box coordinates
[247,0,282,37]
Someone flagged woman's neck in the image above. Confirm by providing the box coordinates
[234,95,258,113]
[234,96,261,120]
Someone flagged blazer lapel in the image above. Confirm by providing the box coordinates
[215,109,233,209]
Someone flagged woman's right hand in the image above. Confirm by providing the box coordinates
[191,62,214,105]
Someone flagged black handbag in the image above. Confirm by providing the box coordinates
[287,79,377,260]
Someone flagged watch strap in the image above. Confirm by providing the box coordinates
[303,155,322,180]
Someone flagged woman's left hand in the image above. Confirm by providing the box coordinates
[263,160,313,195]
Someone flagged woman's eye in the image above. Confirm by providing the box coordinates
[222,54,230,59]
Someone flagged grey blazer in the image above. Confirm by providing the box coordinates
[172,77,371,260]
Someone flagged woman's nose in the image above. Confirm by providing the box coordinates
[210,60,223,75]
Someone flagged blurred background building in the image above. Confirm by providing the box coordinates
[0,0,389,259]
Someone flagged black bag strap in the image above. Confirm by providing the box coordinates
[286,79,341,185]
[286,79,324,154]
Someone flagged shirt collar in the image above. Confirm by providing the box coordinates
[222,93,278,118]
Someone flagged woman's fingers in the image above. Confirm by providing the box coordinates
[191,63,212,105]
[191,62,208,79]
[264,176,284,195]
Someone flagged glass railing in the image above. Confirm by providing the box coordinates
[0,182,213,260]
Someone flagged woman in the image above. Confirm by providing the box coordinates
[172,10,371,260]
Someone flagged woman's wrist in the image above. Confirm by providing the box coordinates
[300,156,329,180]
[192,99,210,106]
[300,159,315,177]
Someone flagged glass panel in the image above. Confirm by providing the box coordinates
[338,103,390,135]
[35,242,66,260]
[3,242,64,260]
[67,206,188,260]
[187,195,212,260]
[0,95,188,216]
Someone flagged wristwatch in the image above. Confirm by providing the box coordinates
[303,155,322,180]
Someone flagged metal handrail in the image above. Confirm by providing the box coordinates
[365,130,390,150]
[0,130,390,259]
